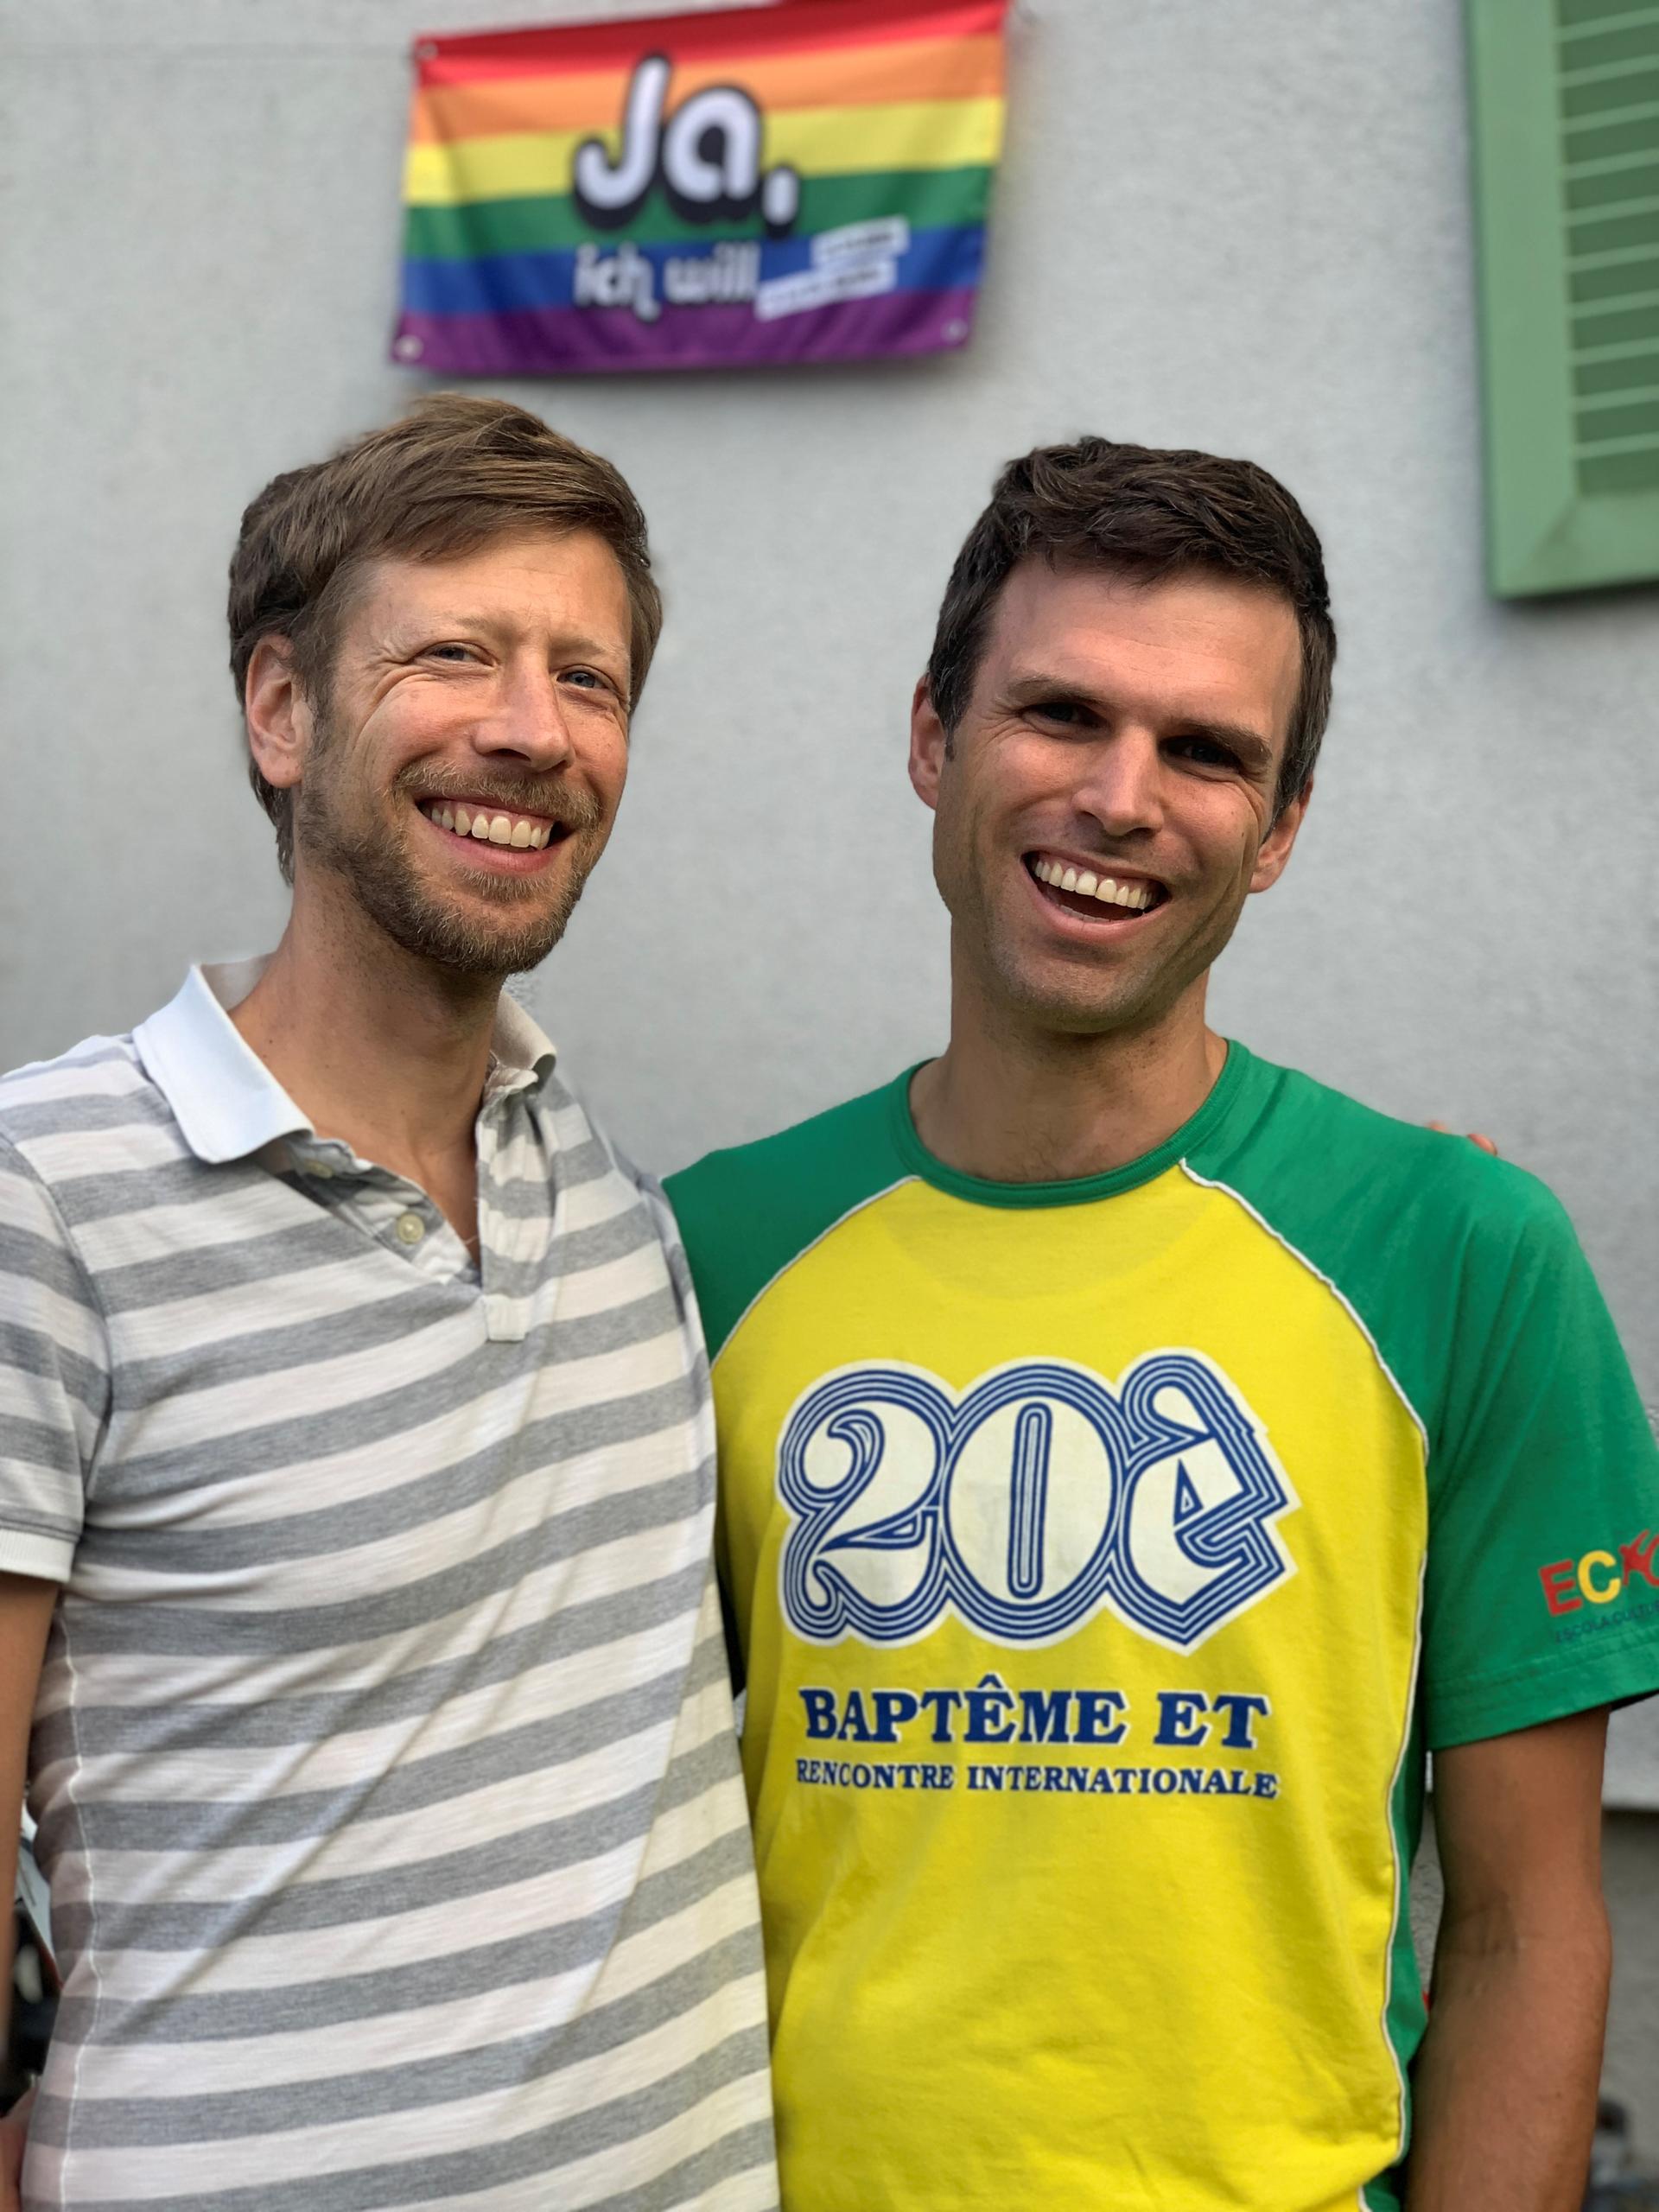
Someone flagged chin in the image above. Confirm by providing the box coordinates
[1026,996,1155,1037]
[994,958,1168,1037]
[425,918,572,977]
[361,864,586,978]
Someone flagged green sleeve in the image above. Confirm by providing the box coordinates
[1418,1177,1659,1748]
[664,1078,908,1362]
[1198,1058,1659,1751]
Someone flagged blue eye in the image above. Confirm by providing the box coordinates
[563,669,627,703]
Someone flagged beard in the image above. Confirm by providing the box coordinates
[295,741,607,980]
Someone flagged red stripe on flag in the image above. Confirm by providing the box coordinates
[417,0,1008,86]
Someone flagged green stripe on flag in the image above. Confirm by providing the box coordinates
[404,164,994,260]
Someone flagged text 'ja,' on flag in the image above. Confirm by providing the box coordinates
[393,0,1011,376]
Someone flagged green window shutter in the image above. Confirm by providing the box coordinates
[1468,0,1659,594]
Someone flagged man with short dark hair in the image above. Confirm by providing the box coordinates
[0,397,778,2211]
[668,438,1659,2212]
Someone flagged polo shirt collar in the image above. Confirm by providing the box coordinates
[487,988,560,1103]
[133,959,559,1165]
[133,960,307,1164]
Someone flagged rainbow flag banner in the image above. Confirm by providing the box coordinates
[394,0,1011,375]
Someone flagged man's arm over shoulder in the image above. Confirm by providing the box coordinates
[1407,1709,1611,2211]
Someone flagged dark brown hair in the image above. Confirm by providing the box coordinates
[925,437,1336,816]
[228,394,663,880]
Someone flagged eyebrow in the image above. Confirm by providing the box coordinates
[1175,719,1276,774]
[1002,674,1278,776]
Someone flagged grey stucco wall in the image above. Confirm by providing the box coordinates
[5,0,1655,1794]
[3,0,1657,2136]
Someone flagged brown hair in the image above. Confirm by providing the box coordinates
[228,394,663,880]
[925,438,1335,816]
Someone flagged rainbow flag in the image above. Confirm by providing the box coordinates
[394,0,1010,375]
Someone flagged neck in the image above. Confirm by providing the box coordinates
[230,871,502,1179]
[911,966,1226,1185]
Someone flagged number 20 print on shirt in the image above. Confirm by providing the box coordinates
[777,1353,1299,1651]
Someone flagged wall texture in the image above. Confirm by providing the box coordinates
[3,0,1657,2133]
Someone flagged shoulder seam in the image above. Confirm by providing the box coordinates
[1185,1161,1429,2176]
[709,1175,916,1371]
[1179,1160,1430,1452]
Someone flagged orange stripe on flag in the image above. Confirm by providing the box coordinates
[409,34,1005,146]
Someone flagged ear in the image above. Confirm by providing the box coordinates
[1249,775,1312,894]
[908,675,949,812]
[243,635,315,796]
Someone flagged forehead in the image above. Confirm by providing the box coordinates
[978,557,1302,753]
[346,528,632,645]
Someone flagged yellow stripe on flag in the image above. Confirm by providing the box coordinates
[404,97,1006,208]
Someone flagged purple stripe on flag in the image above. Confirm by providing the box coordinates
[391,286,980,376]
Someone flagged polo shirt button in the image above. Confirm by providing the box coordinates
[395,1211,425,1247]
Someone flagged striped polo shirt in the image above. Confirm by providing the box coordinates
[0,961,778,2212]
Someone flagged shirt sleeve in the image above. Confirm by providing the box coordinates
[0,1135,106,1583]
[1421,1173,1659,1749]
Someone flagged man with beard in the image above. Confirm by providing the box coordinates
[666,439,1659,2211]
[0,397,777,2212]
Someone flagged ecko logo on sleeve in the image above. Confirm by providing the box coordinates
[776,1354,1298,1653]
[1539,1532,1659,1616]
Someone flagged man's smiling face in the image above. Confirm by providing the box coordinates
[292,528,634,976]
[911,557,1309,1039]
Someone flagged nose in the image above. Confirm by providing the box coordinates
[1073,728,1165,840]
[473,660,575,772]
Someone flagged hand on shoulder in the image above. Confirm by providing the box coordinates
[1427,1121,1499,1156]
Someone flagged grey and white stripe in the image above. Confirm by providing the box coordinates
[0,963,776,2211]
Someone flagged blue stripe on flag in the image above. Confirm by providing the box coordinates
[401,223,985,318]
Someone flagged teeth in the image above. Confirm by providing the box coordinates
[423,801,554,849]
[1098,879,1154,912]
[1032,855,1155,912]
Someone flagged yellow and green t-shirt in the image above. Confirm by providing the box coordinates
[666,1044,1659,2212]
